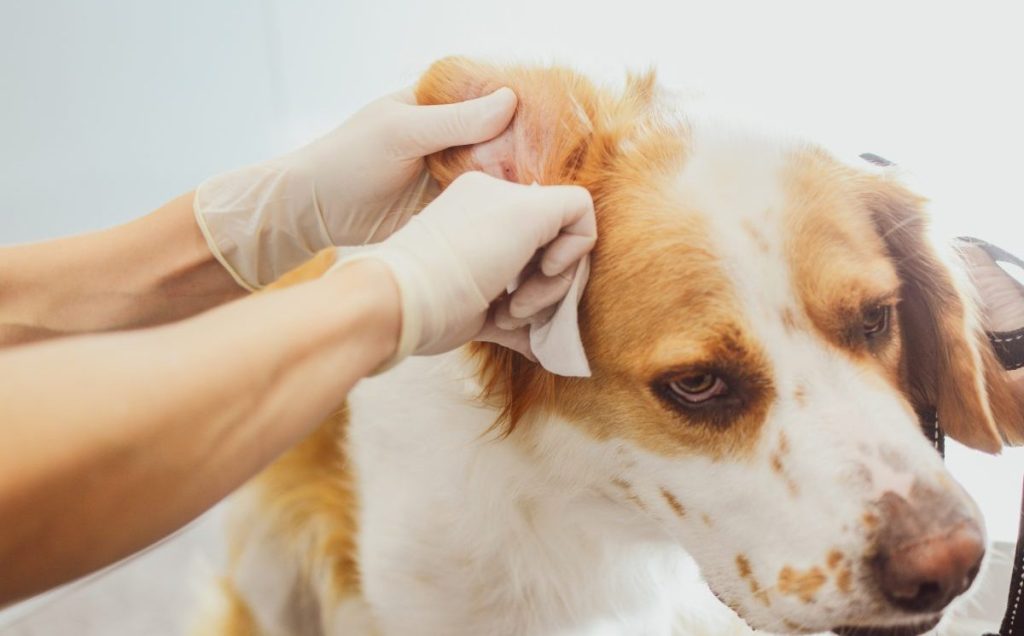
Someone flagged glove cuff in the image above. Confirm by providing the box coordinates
[330,249,422,375]
[194,161,334,289]
[329,217,489,373]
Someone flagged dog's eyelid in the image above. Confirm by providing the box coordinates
[862,290,900,310]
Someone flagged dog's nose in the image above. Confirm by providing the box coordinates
[870,491,985,613]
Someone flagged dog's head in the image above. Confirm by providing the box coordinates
[416,58,1024,634]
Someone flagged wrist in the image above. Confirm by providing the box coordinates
[117,192,248,326]
[320,258,401,371]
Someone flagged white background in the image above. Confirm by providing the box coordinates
[1,0,1022,631]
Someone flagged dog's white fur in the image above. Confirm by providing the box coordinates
[198,77,1005,636]
[224,352,761,636]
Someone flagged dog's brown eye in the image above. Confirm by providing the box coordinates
[667,373,728,404]
[862,305,891,338]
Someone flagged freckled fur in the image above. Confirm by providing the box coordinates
[661,487,687,518]
[777,566,827,604]
[194,58,1024,636]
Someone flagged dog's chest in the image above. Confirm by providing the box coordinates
[346,354,757,635]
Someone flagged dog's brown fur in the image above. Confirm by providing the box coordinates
[198,57,1024,633]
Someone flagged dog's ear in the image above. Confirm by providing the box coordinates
[414,57,609,188]
[867,183,1024,453]
[414,58,616,433]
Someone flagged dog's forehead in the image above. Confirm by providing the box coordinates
[673,123,798,310]
[584,115,897,369]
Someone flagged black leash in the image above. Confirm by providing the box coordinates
[925,396,1024,636]
[858,154,1024,634]
[996,477,1024,636]
[932,238,1024,636]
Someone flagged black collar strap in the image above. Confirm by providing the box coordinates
[942,238,1023,635]
[957,237,1024,373]
[858,151,1024,634]
[969,239,1024,636]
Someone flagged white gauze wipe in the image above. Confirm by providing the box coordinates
[506,256,592,378]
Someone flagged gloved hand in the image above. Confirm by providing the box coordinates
[194,87,518,290]
[328,171,596,370]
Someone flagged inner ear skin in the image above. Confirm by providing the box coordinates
[414,57,605,190]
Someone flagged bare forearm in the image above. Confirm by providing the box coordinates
[0,192,245,346]
[0,260,398,602]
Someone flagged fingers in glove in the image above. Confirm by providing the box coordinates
[527,185,596,276]
[476,321,536,361]
[493,296,530,331]
[405,87,518,155]
[509,262,578,319]
[495,299,557,333]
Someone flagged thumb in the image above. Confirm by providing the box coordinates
[404,87,517,155]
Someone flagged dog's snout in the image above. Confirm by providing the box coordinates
[869,491,984,613]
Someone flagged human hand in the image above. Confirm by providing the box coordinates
[194,87,518,289]
[329,171,596,368]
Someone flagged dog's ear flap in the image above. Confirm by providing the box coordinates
[414,58,609,434]
[414,57,603,188]
[414,58,625,433]
[868,183,1024,452]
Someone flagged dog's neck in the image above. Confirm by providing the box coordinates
[350,351,740,634]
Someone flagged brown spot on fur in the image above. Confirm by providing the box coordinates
[826,550,843,570]
[793,384,807,406]
[702,513,714,528]
[661,488,686,517]
[736,554,753,579]
[742,218,772,253]
[862,511,880,529]
[736,555,772,607]
[836,566,853,594]
[753,589,772,607]
[778,565,827,604]
[613,478,647,510]
[769,432,799,496]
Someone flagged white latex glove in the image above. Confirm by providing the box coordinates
[194,87,518,290]
[329,171,596,369]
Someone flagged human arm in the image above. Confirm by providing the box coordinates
[0,192,246,346]
[0,257,398,603]
[0,86,518,348]
[0,172,595,604]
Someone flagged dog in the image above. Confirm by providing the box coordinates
[191,58,1024,636]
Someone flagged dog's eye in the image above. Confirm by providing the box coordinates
[666,373,729,404]
[862,304,891,338]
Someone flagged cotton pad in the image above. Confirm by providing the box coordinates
[507,256,592,378]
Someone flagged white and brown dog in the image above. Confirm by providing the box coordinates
[193,58,1024,636]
